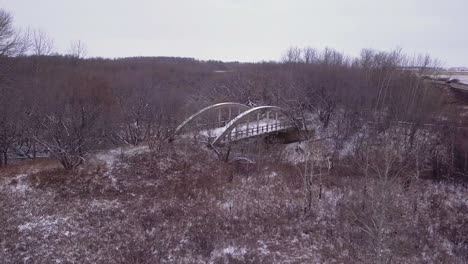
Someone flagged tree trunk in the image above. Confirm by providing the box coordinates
[2,151,7,166]
[33,142,37,159]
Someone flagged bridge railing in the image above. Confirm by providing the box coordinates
[223,120,295,142]
[189,120,231,131]
[191,114,295,134]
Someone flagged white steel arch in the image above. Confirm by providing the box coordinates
[174,102,250,135]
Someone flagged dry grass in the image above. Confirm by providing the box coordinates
[0,158,60,178]
[0,141,466,263]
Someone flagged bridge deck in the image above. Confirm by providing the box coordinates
[198,118,295,143]
[174,103,302,145]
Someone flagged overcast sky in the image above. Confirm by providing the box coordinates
[1,0,466,66]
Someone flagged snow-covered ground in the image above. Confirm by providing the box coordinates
[0,139,466,263]
[92,145,149,190]
[0,173,30,193]
[438,74,468,84]
[452,75,468,84]
[0,145,150,192]
[1,115,467,263]
[93,145,149,167]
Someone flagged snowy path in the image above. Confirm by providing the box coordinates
[91,145,150,190]
[0,145,150,190]
[93,145,149,169]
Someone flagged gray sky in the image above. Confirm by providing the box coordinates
[1,0,466,66]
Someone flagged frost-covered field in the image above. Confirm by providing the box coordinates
[0,140,467,263]
[452,74,468,84]
[439,73,468,84]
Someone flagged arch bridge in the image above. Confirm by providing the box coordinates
[174,102,302,145]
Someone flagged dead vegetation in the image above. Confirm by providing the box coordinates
[0,139,467,263]
[1,8,467,263]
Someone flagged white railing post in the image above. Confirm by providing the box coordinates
[275,112,278,130]
[257,113,260,134]
[246,118,249,137]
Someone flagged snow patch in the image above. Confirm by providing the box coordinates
[222,246,246,256]
[218,200,234,211]
[18,215,69,234]
[0,174,30,193]
[211,245,247,261]
[92,145,150,190]
[90,199,121,210]
[258,240,270,255]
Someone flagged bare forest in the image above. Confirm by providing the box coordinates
[0,8,467,264]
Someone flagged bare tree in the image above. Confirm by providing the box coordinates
[0,9,30,166]
[282,46,303,63]
[302,47,317,64]
[68,40,87,59]
[344,140,406,263]
[302,147,330,213]
[320,47,346,66]
[0,79,29,166]
[0,115,18,166]
[31,29,54,56]
[34,75,111,170]
[0,9,29,56]
[0,9,18,56]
